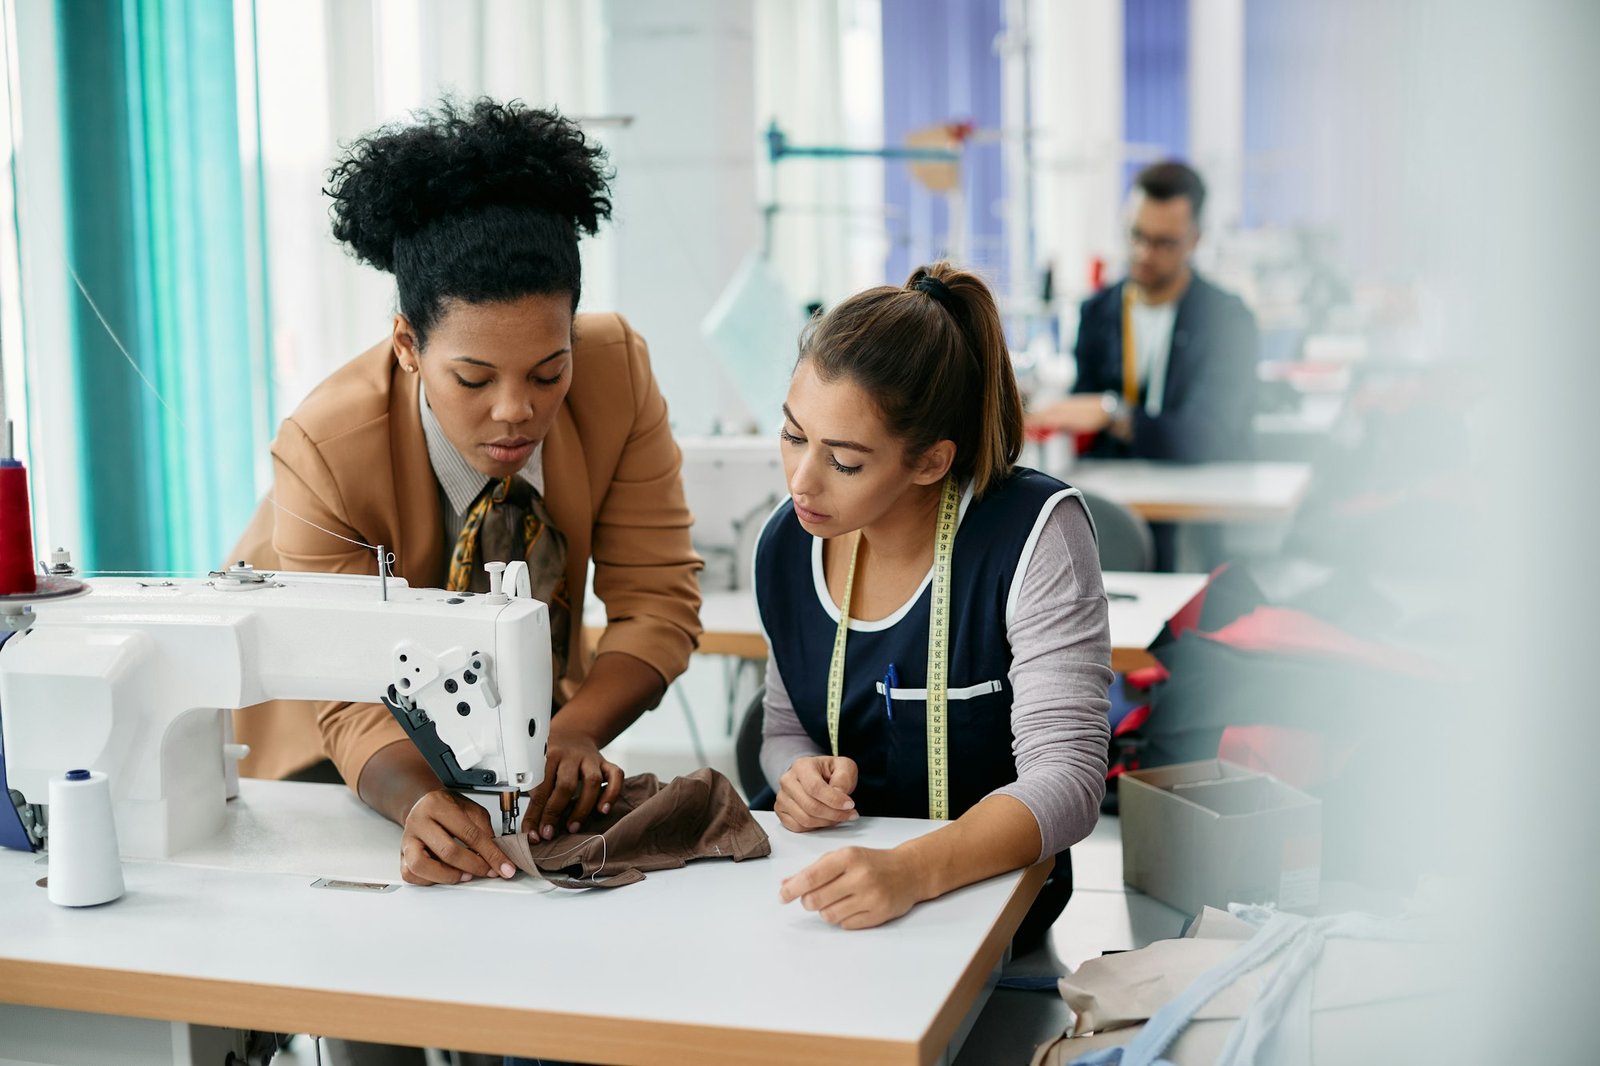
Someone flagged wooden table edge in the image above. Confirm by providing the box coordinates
[586,625,769,662]
[0,960,923,1066]
[1123,502,1295,523]
[1110,647,1157,673]
[917,857,1054,1064]
[696,630,769,660]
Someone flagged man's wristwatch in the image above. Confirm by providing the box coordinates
[1100,391,1127,421]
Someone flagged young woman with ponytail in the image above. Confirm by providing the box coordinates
[757,263,1112,937]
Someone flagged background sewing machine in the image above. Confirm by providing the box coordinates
[0,559,552,858]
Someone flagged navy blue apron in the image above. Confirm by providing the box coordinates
[756,468,1089,949]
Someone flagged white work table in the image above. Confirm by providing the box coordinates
[1062,460,1312,524]
[0,780,1048,1065]
[592,571,1206,674]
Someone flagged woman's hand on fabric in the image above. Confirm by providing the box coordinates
[778,845,926,930]
[399,787,519,886]
[774,755,860,832]
[522,730,625,840]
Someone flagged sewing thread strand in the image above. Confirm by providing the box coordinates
[530,832,609,884]
[68,266,190,433]
[70,263,397,573]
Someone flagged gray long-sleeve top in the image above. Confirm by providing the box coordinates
[759,494,1114,860]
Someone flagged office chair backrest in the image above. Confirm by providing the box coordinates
[1077,488,1156,573]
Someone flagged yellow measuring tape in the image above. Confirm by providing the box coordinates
[825,476,962,819]
[1121,283,1140,410]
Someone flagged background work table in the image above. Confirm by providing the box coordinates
[589,571,1208,673]
[1061,460,1312,524]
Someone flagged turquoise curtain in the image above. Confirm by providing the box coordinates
[55,0,272,573]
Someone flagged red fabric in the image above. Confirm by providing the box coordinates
[1114,704,1151,737]
[1130,573,1408,790]
[1218,725,1356,792]
[1124,665,1169,690]
[1163,564,1226,640]
[1200,606,1442,679]
[1089,255,1107,291]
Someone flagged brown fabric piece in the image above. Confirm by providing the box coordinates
[498,768,770,889]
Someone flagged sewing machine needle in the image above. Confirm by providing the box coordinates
[500,791,519,836]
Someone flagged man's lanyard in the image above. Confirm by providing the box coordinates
[825,476,961,819]
[1121,283,1140,410]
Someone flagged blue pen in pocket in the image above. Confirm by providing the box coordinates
[882,663,899,721]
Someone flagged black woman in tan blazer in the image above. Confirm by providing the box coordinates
[231,99,701,888]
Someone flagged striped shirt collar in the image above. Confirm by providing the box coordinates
[417,378,545,519]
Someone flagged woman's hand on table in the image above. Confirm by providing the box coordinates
[779,845,926,930]
[774,755,860,832]
[400,788,519,885]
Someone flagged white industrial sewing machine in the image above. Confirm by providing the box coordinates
[0,559,552,859]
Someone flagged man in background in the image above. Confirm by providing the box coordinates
[1029,161,1259,463]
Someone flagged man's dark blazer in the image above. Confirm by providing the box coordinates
[1072,272,1260,461]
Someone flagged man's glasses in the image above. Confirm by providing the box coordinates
[1129,227,1186,254]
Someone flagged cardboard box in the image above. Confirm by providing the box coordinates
[1119,759,1321,915]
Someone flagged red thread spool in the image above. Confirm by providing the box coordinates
[0,458,38,595]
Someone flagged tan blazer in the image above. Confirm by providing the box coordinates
[230,312,702,786]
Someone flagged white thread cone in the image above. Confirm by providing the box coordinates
[47,769,125,907]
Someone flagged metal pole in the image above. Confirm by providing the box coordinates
[1000,0,1038,342]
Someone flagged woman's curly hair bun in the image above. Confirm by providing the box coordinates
[326,97,612,273]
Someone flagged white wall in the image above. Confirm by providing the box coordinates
[1029,0,1125,316]
[753,0,887,309]
[1187,0,1244,231]
[251,0,830,438]
[593,0,757,434]
[252,0,608,430]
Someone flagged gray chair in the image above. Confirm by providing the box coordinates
[735,687,768,802]
[1077,488,1156,573]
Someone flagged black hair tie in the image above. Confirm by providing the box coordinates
[913,274,957,313]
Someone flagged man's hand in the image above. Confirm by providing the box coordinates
[1024,395,1115,435]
